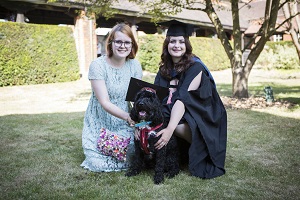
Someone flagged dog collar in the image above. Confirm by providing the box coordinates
[140,123,163,154]
[135,121,152,128]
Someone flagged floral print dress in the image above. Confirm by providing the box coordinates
[80,56,142,172]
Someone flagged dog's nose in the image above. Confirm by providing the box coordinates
[138,102,144,106]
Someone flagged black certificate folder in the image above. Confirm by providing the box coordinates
[125,77,169,102]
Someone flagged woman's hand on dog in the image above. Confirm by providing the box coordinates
[126,116,135,127]
[134,128,140,140]
[155,127,173,150]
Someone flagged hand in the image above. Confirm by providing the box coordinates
[134,128,140,140]
[127,116,135,127]
[155,127,174,150]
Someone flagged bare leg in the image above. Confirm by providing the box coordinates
[174,123,192,143]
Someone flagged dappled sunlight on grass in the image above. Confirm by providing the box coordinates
[0,68,299,199]
[0,108,299,199]
[251,106,300,119]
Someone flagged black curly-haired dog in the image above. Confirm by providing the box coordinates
[125,87,180,184]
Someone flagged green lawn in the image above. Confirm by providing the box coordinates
[1,70,300,199]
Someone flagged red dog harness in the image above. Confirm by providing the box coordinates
[139,123,163,154]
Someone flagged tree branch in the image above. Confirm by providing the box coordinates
[243,23,265,51]
[278,0,290,10]
[275,12,300,32]
[204,0,233,60]
[238,0,255,11]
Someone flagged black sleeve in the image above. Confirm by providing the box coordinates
[176,62,210,103]
[154,71,160,85]
[154,71,168,88]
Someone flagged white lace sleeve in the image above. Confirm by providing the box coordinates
[131,59,143,79]
[88,59,106,80]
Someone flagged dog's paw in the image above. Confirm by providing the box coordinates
[165,169,180,179]
[154,174,164,184]
[125,170,140,177]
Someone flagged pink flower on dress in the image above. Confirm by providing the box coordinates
[97,128,131,162]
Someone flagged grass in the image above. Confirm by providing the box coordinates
[1,69,300,199]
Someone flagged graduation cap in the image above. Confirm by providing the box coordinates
[159,19,193,37]
[125,77,169,102]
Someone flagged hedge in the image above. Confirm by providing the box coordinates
[0,22,79,87]
[256,41,300,70]
[1,21,298,87]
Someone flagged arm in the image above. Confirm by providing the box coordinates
[155,64,203,149]
[163,71,202,132]
[165,100,185,133]
[154,100,185,149]
[91,79,134,125]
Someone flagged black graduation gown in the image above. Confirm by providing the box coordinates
[154,61,227,179]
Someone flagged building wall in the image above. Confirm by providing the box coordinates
[74,11,97,79]
[283,34,292,41]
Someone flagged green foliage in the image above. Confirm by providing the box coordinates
[136,35,165,73]
[256,41,300,70]
[190,37,230,71]
[0,22,79,86]
[136,35,230,73]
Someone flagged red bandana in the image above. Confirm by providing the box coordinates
[139,123,163,154]
[141,87,156,94]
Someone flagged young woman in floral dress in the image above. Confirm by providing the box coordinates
[81,23,142,172]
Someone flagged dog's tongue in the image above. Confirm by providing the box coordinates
[139,111,146,116]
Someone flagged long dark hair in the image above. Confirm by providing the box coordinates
[158,36,194,80]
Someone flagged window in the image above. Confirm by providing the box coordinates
[273,34,283,42]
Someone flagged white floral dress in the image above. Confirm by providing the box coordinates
[80,56,142,172]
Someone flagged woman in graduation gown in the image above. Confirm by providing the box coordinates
[154,21,227,179]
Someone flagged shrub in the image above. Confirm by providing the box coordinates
[190,37,230,71]
[255,41,299,70]
[0,22,79,86]
[136,35,164,73]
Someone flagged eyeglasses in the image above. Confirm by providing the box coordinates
[112,40,133,48]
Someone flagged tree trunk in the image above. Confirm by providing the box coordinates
[290,1,300,61]
[290,29,300,61]
[232,61,250,98]
[232,0,280,98]
[282,1,300,61]
[205,0,251,98]
[231,0,248,98]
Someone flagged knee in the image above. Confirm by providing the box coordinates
[174,127,185,138]
[174,124,192,143]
